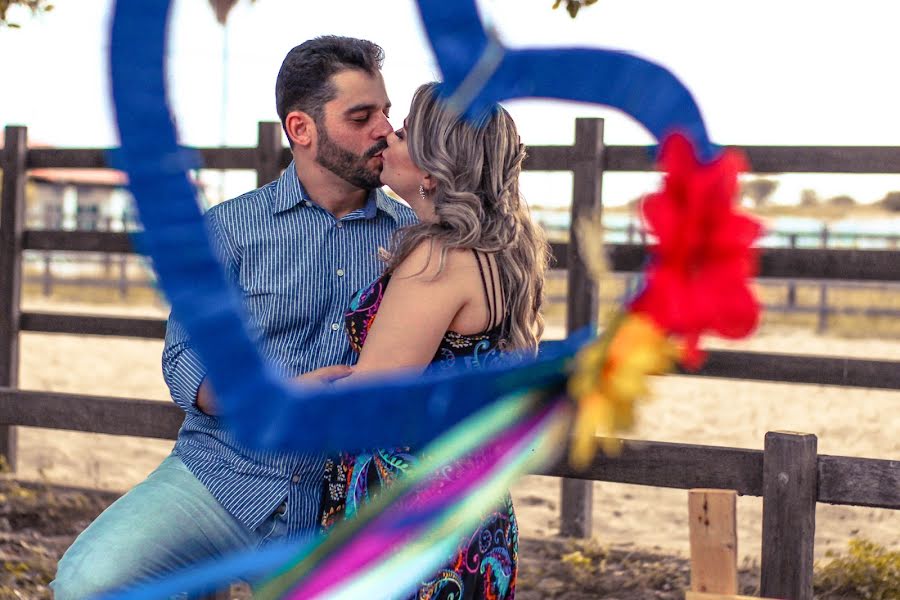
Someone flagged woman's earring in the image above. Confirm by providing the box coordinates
[418,185,427,201]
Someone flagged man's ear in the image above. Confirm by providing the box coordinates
[422,173,437,194]
[284,110,316,148]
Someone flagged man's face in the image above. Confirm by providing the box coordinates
[314,69,392,190]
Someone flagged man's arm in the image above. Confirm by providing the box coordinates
[161,207,236,417]
[162,315,216,415]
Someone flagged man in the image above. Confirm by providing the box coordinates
[52,36,416,597]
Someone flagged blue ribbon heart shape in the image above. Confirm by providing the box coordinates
[102,0,716,596]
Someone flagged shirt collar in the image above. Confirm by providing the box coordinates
[272,160,404,223]
[271,161,308,214]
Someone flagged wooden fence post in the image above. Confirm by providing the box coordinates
[816,226,830,332]
[760,431,817,600]
[560,118,604,539]
[786,234,797,309]
[0,125,28,472]
[817,284,829,333]
[256,121,284,188]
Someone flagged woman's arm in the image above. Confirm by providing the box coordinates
[348,241,471,377]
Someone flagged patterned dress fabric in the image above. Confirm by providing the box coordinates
[319,261,518,600]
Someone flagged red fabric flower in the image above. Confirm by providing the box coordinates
[630,133,762,369]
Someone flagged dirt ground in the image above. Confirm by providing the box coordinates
[1,478,764,599]
[3,293,898,597]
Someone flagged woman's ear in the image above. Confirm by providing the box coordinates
[422,174,437,194]
[284,110,316,148]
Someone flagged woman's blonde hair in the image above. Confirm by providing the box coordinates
[386,83,549,353]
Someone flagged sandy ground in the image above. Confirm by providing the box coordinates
[12,295,900,566]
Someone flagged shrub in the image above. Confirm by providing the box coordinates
[815,538,900,600]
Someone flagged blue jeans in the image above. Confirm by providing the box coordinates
[51,453,289,599]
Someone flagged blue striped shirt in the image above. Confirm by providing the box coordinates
[162,161,416,538]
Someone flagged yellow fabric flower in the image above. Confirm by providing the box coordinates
[567,313,679,468]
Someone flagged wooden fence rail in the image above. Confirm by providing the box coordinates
[3,121,900,599]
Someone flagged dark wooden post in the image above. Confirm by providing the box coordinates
[256,122,284,188]
[786,234,797,309]
[0,126,28,472]
[118,254,129,298]
[559,118,604,539]
[817,284,829,333]
[760,431,817,600]
[816,225,830,332]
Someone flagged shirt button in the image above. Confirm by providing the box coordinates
[331,323,340,331]
[336,268,345,277]
[302,200,310,207]
[335,221,344,229]
[291,474,301,484]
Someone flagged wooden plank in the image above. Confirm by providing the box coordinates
[548,244,900,282]
[743,146,900,174]
[760,431,817,600]
[0,125,28,471]
[22,236,900,283]
[536,341,899,390]
[523,145,575,171]
[27,148,110,169]
[603,146,655,171]
[23,230,135,253]
[685,593,775,600]
[0,388,182,439]
[599,145,900,174]
[757,247,899,282]
[693,350,900,390]
[560,118,605,539]
[28,147,260,171]
[19,312,167,339]
[689,489,738,594]
[198,147,258,170]
[26,140,900,176]
[0,384,894,513]
[544,439,764,497]
[817,454,900,509]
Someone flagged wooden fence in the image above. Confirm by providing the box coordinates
[2,121,899,599]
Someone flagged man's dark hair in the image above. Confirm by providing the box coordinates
[276,36,384,129]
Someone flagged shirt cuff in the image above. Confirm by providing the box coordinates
[167,347,208,414]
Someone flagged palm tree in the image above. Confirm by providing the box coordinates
[208,0,242,25]
[206,0,255,201]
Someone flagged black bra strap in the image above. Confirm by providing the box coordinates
[473,250,495,331]
[485,252,499,329]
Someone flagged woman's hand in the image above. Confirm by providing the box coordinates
[295,365,354,386]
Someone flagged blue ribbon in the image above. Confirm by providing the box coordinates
[415,0,718,161]
[104,0,717,596]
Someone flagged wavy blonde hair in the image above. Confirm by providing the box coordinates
[386,83,549,353]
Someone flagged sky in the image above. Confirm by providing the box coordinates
[3,0,900,208]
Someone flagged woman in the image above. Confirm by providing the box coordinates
[318,82,548,599]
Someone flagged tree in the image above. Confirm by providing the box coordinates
[741,178,779,209]
[827,194,856,207]
[0,0,52,27]
[208,0,257,26]
[879,191,900,212]
[552,0,600,18]
[799,189,819,207]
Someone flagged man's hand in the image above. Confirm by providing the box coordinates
[196,378,219,416]
[295,365,353,385]
[195,366,351,416]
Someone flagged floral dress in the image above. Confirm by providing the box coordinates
[319,252,518,600]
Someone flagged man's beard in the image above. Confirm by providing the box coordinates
[315,122,387,190]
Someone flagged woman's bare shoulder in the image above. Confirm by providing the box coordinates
[392,240,478,281]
